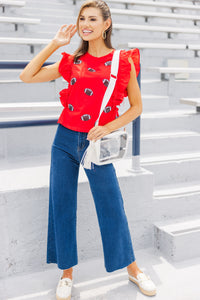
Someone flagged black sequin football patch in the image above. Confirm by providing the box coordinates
[84,88,93,96]
[81,114,91,121]
[104,61,112,66]
[70,77,77,85]
[68,104,74,111]
[88,67,96,72]
[104,106,112,113]
[103,79,109,87]
[74,59,82,64]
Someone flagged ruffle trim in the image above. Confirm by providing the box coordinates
[112,48,140,105]
[58,52,74,82]
[59,88,69,108]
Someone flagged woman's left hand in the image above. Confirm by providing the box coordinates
[87,125,111,142]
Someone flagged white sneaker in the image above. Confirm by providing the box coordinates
[128,272,157,296]
[56,277,73,300]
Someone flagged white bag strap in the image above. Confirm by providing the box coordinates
[95,49,121,126]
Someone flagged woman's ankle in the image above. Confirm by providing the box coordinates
[62,267,73,280]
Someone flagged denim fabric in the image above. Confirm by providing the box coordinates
[46,123,136,272]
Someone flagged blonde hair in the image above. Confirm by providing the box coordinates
[73,0,114,62]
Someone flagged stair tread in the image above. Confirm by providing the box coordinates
[154,180,200,198]
[141,130,200,139]
[142,151,200,164]
[142,109,196,118]
[1,152,200,192]
[154,215,200,233]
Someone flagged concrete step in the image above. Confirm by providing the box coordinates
[22,13,75,23]
[111,13,195,27]
[141,94,169,111]
[141,109,200,133]
[0,43,77,59]
[113,28,200,45]
[0,80,59,102]
[154,180,200,199]
[140,55,200,68]
[154,215,200,262]
[142,151,200,185]
[25,0,72,9]
[141,79,168,94]
[140,130,200,155]
[152,180,200,221]
[141,79,200,101]
[0,157,154,278]
[2,246,200,300]
[20,7,74,17]
[1,115,199,159]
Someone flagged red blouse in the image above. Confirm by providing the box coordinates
[57,48,140,132]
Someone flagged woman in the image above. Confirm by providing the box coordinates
[20,0,156,299]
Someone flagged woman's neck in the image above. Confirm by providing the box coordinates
[87,40,113,58]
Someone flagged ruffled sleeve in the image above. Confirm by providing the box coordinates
[58,52,74,107]
[113,48,140,103]
[58,52,74,82]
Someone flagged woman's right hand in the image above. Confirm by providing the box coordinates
[52,24,77,48]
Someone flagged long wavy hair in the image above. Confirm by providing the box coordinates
[73,0,114,63]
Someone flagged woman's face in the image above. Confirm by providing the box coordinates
[78,7,110,41]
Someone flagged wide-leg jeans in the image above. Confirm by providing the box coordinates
[46,123,136,272]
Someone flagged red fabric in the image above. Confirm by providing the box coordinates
[57,48,140,132]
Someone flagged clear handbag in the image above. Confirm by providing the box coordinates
[80,49,129,169]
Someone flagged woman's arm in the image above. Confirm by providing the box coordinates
[19,24,77,83]
[87,57,142,141]
[105,56,142,132]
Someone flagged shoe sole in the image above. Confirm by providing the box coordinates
[56,295,71,300]
[129,276,157,296]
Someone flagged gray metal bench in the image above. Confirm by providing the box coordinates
[148,67,200,81]
[113,23,200,39]
[0,16,40,31]
[0,0,26,13]
[107,0,200,12]
[0,37,51,53]
[180,98,200,112]
[111,8,200,25]
[119,42,200,57]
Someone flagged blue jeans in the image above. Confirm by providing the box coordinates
[46,123,136,272]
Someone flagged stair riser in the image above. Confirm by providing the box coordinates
[141,135,200,155]
[153,193,200,221]
[154,222,200,262]
[141,81,168,95]
[0,44,76,60]
[141,114,200,133]
[1,122,199,160]
[20,8,74,16]
[112,14,195,27]
[0,125,57,161]
[143,159,200,185]
[0,82,58,102]
[113,28,200,42]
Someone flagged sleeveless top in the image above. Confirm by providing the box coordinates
[57,48,140,132]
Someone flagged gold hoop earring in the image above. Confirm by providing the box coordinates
[102,31,106,39]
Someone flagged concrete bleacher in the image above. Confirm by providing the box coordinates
[180,97,200,112]
[1,0,200,298]
[111,8,200,24]
[107,0,200,11]
[0,0,26,13]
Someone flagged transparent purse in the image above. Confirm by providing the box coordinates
[80,49,129,169]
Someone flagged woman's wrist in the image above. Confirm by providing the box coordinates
[50,39,61,50]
